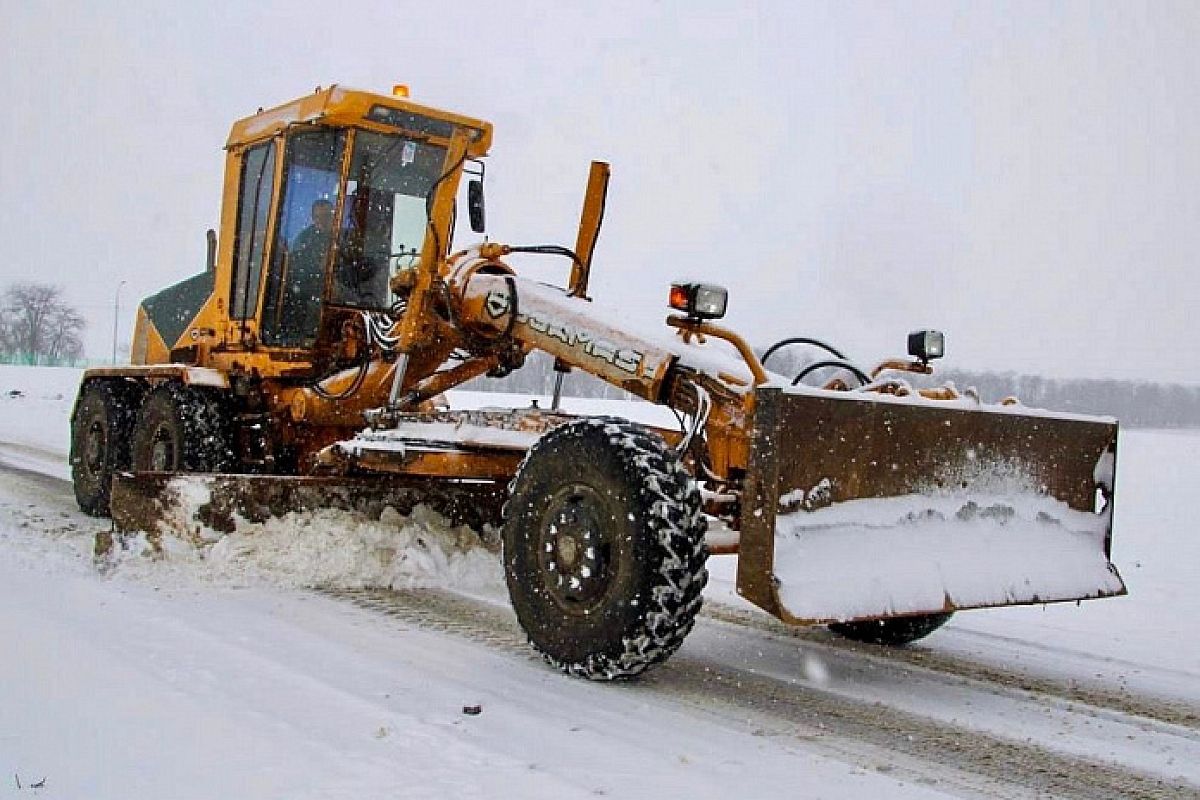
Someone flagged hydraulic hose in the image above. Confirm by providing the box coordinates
[791,359,872,387]
[761,337,848,367]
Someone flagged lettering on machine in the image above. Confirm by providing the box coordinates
[484,290,645,375]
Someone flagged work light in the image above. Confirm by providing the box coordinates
[907,329,945,363]
[669,283,728,321]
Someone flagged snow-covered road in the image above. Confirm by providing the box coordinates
[1,365,1198,798]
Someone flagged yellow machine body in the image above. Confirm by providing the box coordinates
[71,87,1124,671]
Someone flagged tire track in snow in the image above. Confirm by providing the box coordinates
[1,453,1195,732]
[331,588,1198,800]
[701,600,1200,731]
[0,449,74,496]
[2,453,1195,731]
[2,457,1196,797]
[11,447,1192,733]
[0,454,104,544]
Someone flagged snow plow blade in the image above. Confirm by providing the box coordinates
[737,386,1125,625]
[107,471,505,543]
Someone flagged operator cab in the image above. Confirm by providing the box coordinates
[253,126,446,348]
[222,86,493,352]
[244,127,445,348]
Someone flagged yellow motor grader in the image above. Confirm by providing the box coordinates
[71,86,1125,679]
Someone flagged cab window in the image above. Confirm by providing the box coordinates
[261,129,346,347]
[332,130,446,310]
[230,142,277,320]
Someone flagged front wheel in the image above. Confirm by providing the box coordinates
[502,418,708,680]
[828,612,953,646]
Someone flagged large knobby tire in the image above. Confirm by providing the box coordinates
[70,380,139,516]
[502,418,708,680]
[131,385,234,473]
[828,612,953,646]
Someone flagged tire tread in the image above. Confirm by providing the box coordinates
[503,417,708,680]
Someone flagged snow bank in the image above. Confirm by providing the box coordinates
[108,487,504,596]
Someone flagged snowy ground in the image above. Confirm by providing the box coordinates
[1,365,1198,799]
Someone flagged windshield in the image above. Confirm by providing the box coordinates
[261,128,346,347]
[332,130,447,310]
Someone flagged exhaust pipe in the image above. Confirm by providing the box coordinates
[206,229,217,274]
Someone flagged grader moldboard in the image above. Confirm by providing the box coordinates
[71,86,1125,679]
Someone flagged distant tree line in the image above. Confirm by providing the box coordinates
[469,347,1200,429]
[759,345,1200,428]
[926,369,1200,429]
[0,282,87,366]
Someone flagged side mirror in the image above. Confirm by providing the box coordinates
[468,179,486,233]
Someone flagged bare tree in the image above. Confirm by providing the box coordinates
[0,282,87,365]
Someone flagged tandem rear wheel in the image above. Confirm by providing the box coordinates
[130,384,234,474]
[70,380,139,516]
[71,380,235,517]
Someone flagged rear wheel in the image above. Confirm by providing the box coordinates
[502,418,708,680]
[70,381,138,516]
[828,612,953,646]
[131,385,233,474]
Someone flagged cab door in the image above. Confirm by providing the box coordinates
[228,140,278,344]
[260,129,347,348]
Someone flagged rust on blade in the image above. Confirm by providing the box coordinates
[109,472,506,539]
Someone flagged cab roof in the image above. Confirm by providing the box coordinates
[226,85,493,157]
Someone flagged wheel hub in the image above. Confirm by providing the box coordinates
[149,425,177,472]
[555,532,581,567]
[84,421,106,473]
[539,486,613,611]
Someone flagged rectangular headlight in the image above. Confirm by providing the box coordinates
[907,329,945,361]
[669,282,728,320]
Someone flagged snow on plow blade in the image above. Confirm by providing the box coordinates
[736,386,1126,625]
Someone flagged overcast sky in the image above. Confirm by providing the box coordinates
[2,1,1197,382]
